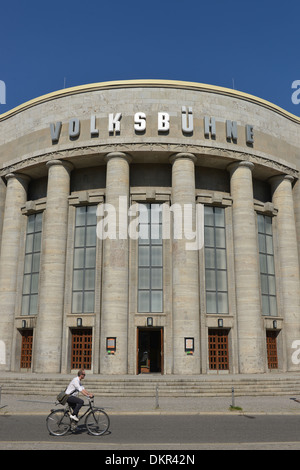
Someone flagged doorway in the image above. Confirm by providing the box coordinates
[137,328,163,374]
[208,328,229,371]
[71,328,92,370]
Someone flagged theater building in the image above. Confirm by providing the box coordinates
[0,79,300,376]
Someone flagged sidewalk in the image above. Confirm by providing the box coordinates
[2,393,300,415]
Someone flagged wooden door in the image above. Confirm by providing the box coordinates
[208,329,229,370]
[20,330,33,369]
[266,330,278,369]
[71,329,92,370]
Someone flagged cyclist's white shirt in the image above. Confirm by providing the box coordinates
[65,377,85,396]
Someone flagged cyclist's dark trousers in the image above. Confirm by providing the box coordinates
[67,396,84,416]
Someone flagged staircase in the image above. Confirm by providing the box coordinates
[2,373,300,397]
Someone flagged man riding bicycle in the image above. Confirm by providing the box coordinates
[65,369,94,422]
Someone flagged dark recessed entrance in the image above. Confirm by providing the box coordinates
[137,327,163,374]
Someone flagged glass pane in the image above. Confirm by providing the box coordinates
[204,226,214,247]
[138,268,150,289]
[27,215,35,234]
[268,275,276,295]
[204,206,214,226]
[205,270,216,291]
[261,295,269,315]
[217,270,227,291]
[217,292,228,314]
[25,234,34,253]
[260,254,267,274]
[23,274,31,295]
[21,296,30,315]
[32,253,40,272]
[139,246,150,266]
[206,292,217,314]
[216,249,226,269]
[151,291,163,312]
[138,291,150,312]
[35,213,43,232]
[151,268,163,289]
[151,204,162,224]
[151,246,162,266]
[258,233,266,253]
[24,254,32,274]
[84,269,95,290]
[72,292,83,313]
[215,228,226,248]
[261,274,269,295]
[86,205,97,225]
[266,235,274,255]
[31,273,39,294]
[139,204,149,224]
[214,207,225,227]
[74,248,85,268]
[76,206,86,226]
[86,225,96,246]
[267,255,275,275]
[151,224,162,244]
[257,214,265,233]
[29,294,38,315]
[139,224,149,244]
[83,291,94,313]
[73,270,84,290]
[265,216,272,235]
[205,248,215,268]
[269,296,277,316]
[33,232,41,252]
[85,247,96,268]
[75,227,86,247]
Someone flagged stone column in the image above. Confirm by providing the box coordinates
[100,152,131,374]
[228,161,265,373]
[0,173,29,370]
[170,153,200,374]
[33,160,73,373]
[270,174,300,371]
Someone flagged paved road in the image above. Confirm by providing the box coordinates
[1,414,300,450]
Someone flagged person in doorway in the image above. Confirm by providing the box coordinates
[66,369,94,421]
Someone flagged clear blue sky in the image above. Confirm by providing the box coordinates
[1,0,300,115]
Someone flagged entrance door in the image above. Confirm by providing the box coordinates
[266,330,278,369]
[20,329,33,369]
[208,329,229,371]
[71,328,92,370]
[137,328,163,374]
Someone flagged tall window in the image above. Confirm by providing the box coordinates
[138,203,163,313]
[257,214,277,316]
[22,213,42,315]
[72,205,97,313]
[204,206,228,314]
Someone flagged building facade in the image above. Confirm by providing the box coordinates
[0,79,300,375]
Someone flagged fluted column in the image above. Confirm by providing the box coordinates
[0,173,30,370]
[33,160,73,373]
[229,161,265,373]
[170,153,200,374]
[100,152,131,374]
[270,174,300,371]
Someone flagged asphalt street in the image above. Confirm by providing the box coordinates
[1,413,300,450]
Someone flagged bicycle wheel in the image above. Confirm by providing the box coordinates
[85,409,110,436]
[46,410,71,436]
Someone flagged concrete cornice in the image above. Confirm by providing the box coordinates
[1,79,300,125]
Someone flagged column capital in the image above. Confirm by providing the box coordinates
[46,159,73,172]
[104,152,132,164]
[269,173,294,188]
[227,160,254,174]
[169,152,197,165]
[5,172,31,184]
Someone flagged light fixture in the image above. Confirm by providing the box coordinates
[147,317,153,327]
[218,319,223,328]
[273,320,277,329]
[77,318,82,327]
[22,320,26,329]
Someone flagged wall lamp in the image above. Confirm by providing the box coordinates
[218,319,223,328]
[77,318,82,327]
[147,317,153,327]
[22,320,26,329]
[273,320,277,329]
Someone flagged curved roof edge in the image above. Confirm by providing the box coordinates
[1,79,299,124]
